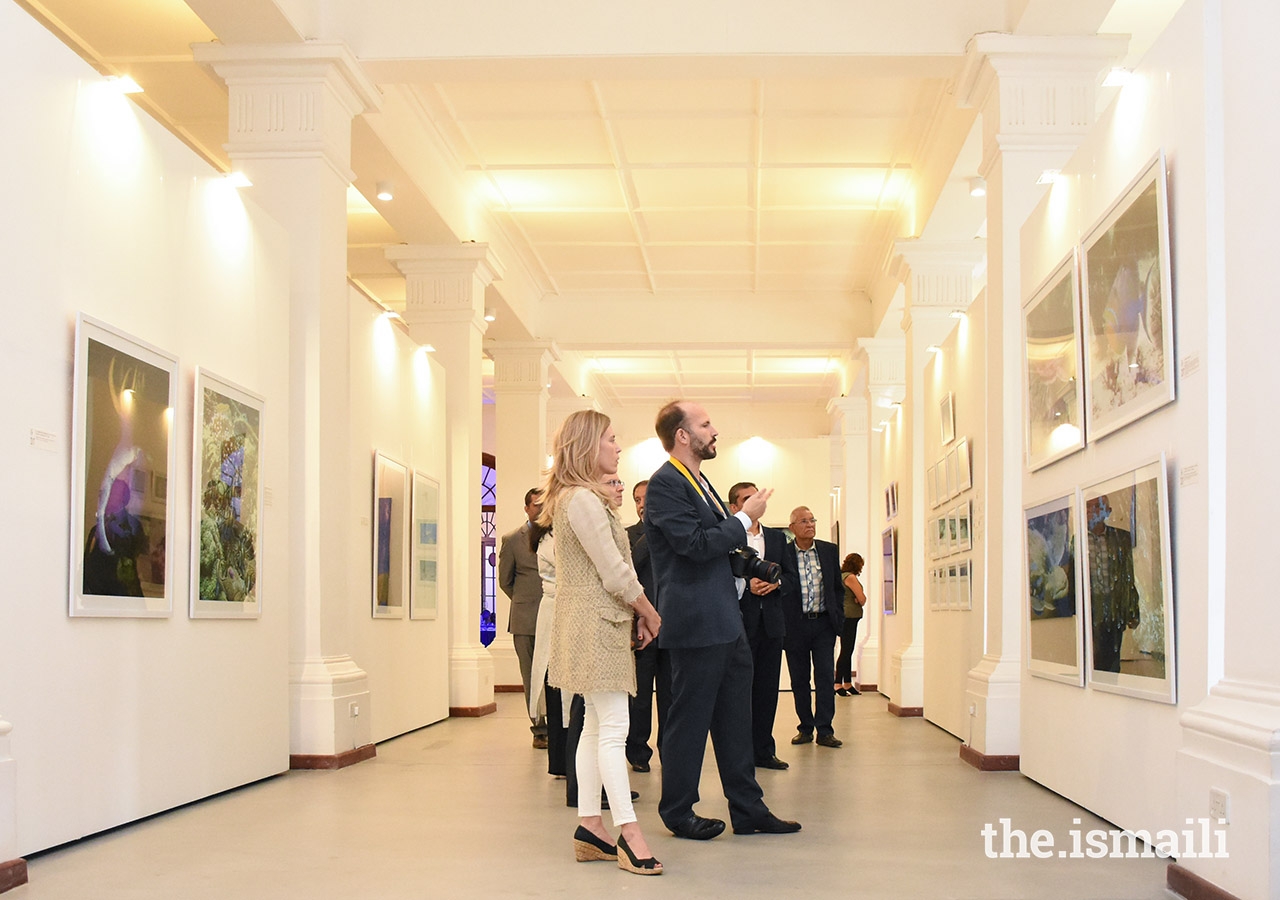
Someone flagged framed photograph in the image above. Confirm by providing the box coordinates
[927,464,937,509]
[946,563,959,611]
[1024,251,1086,470]
[946,448,960,500]
[958,559,972,611]
[881,527,897,615]
[884,486,892,521]
[1082,456,1176,703]
[190,369,264,619]
[957,501,972,552]
[1080,153,1176,441]
[410,470,441,620]
[946,507,959,554]
[70,315,178,617]
[890,482,899,519]
[956,437,972,493]
[935,517,948,559]
[372,451,410,619]
[939,392,956,445]
[1025,492,1084,685]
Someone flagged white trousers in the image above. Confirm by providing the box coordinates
[577,690,635,826]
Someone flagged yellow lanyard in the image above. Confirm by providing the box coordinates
[669,457,726,518]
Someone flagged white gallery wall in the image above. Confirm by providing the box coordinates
[875,410,910,704]
[922,302,986,741]
[0,2,292,854]
[346,293,451,741]
[1018,0,1210,838]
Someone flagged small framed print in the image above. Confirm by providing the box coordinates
[935,517,948,559]
[947,563,960,610]
[884,486,892,521]
[957,501,972,552]
[410,470,441,620]
[372,451,410,619]
[927,465,938,509]
[957,560,972,611]
[956,437,972,493]
[940,392,956,445]
[945,452,957,501]
[947,508,959,554]
[890,482,899,519]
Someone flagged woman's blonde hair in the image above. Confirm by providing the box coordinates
[537,409,615,526]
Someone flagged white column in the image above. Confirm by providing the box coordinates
[1176,3,1280,898]
[858,337,905,696]
[194,42,382,759]
[389,244,503,714]
[827,395,873,687]
[955,34,1123,763]
[0,715,23,891]
[488,342,554,688]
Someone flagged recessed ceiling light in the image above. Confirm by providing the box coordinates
[375,181,394,202]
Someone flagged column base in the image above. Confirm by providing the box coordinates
[289,655,372,757]
[0,859,25,894]
[449,703,498,718]
[289,743,377,770]
[888,702,923,717]
[1167,863,1243,900]
[964,653,1021,757]
[857,635,881,696]
[488,636,521,692]
[890,643,925,709]
[1176,680,1280,900]
[449,643,495,712]
[959,744,1020,771]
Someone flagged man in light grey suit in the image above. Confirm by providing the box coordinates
[499,488,547,748]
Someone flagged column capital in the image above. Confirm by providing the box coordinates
[892,238,986,314]
[827,396,869,436]
[192,41,381,177]
[857,337,906,388]
[488,342,559,393]
[388,243,505,339]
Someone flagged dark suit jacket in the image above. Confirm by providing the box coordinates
[643,460,748,649]
[498,521,543,635]
[626,521,656,603]
[738,525,787,642]
[780,538,845,636]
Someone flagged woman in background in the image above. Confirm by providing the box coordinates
[539,409,664,876]
[836,553,866,696]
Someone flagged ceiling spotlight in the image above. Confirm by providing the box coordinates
[375,181,394,202]
[381,310,402,321]
[108,75,143,94]
[1037,169,1061,185]
[926,345,941,354]
[483,306,496,322]
[968,176,986,197]
[225,171,252,188]
[949,309,966,319]
[1102,67,1133,88]
[421,344,436,353]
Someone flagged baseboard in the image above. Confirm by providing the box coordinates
[887,702,923,717]
[493,684,523,693]
[958,744,1020,771]
[1167,863,1242,900]
[0,859,28,894]
[289,743,377,770]
[855,682,877,692]
[449,702,498,718]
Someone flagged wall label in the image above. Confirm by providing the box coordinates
[29,428,57,452]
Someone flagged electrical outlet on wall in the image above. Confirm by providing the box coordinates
[349,701,360,718]
[1209,788,1229,823]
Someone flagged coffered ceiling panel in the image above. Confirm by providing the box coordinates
[553,271,653,292]
[486,169,627,210]
[639,210,753,243]
[437,81,599,116]
[613,117,755,165]
[764,78,929,115]
[652,272,756,292]
[597,80,757,114]
[756,271,854,292]
[759,167,911,208]
[758,243,858,272]
[461,119,614,166]
[645,244,755,272]
[512,210,637,243]
[631,168,750,208]
[758,209,878,242]
[761,118,907,165]
[535,244,648,272]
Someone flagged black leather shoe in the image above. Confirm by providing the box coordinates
[629,759,651,773]
[600,789,641,810]
[667,815,726,841]
[733,813,803,835]
[816,734,843,748]
[790,731,813,745]
[756,755,789,770]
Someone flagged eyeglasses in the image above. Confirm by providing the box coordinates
[606,479,625,488]
[794,518,817,526]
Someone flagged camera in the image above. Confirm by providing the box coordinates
[728,546,781,584]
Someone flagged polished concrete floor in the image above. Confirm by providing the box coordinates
[13,692,1173,899]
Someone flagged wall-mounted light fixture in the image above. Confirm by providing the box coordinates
[949,309,966,319]
[225,171,252,188]
[926,345,941,354]
[1037,169,1061,185]
[108,75,143,94]
[968,176,986,197]
[483,307,496,322]
[376,181,394,202]
[1102,67,1133,87]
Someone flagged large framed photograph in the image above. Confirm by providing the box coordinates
[881,527,897,615]
[372,451,410,619]
[939,392,956,445]
[70,315,178,617]
[1080,153,1176,440]
[190,369,264,619]
[410,470,441,620]
[1024,492,1084,685]
[1024,251,1086,470]
[1082,456,1176,703]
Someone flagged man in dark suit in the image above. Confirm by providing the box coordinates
[626,479,670,773]
[781,505,845,748]
[644,400,801,841]
[727,482,790,771]
[497,488,546,749]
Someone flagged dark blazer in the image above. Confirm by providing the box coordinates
[643,460,748,649]
[738,525,788,642]
[780,538,845,635]
[626,521,656,603]
[498,521,543,636]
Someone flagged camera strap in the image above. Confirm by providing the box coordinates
[669,457,727,519]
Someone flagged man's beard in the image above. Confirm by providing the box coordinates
[691,434,717,460]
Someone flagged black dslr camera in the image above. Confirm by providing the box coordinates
[728,546,781,584]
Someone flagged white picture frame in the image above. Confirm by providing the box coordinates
[372,451,410,619]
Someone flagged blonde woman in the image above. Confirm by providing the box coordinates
[540,409,664,876]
